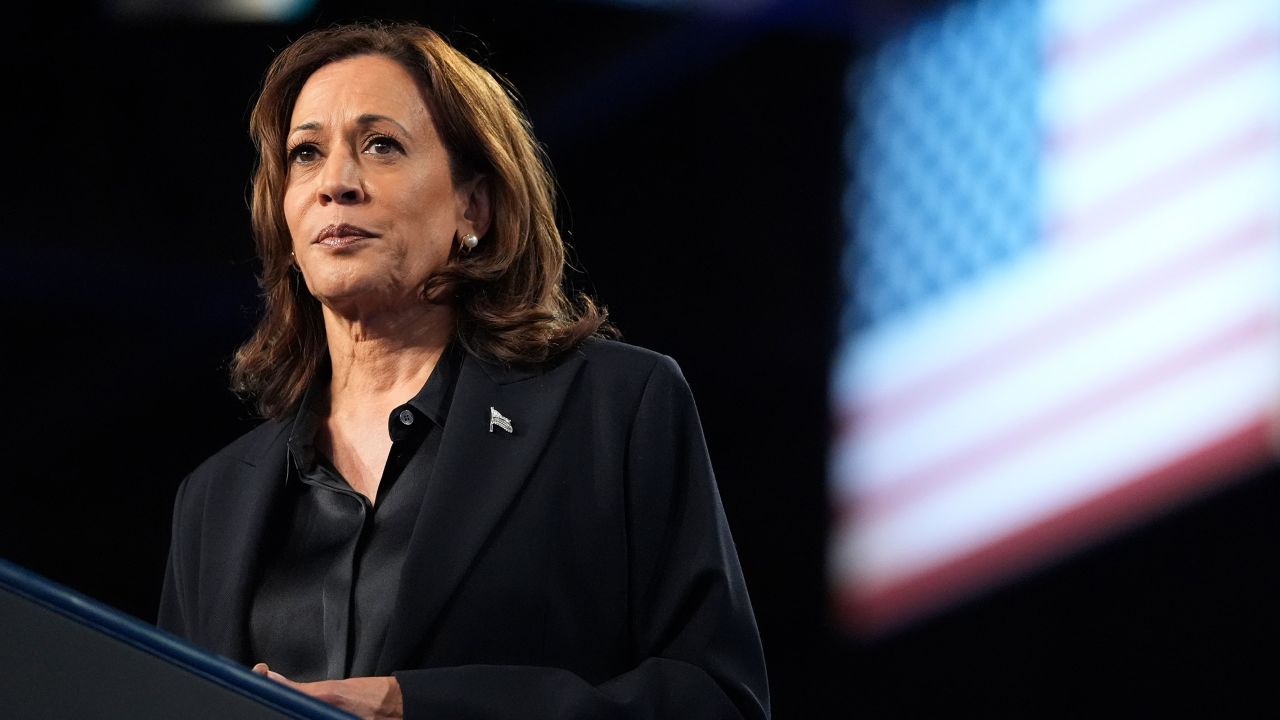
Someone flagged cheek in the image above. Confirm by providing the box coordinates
[399,177,457,247]
[282,186,309,249]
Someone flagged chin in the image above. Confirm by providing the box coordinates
[308,274,425,313]
[305,273,376,303]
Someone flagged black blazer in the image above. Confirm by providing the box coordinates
[158,339,770,719]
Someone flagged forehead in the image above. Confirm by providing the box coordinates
[290,54,431,130]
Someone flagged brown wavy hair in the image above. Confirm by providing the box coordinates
[231,22,613,420]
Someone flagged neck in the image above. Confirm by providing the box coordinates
[321,301,455,416]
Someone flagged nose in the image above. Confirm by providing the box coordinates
[317,152,366,205]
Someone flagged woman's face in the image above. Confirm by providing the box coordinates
[283,54,483,317]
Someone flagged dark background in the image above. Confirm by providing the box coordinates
[2,0,1276,715]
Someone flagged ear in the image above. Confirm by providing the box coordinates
[456,175,492,240]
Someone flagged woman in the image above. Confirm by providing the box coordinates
[158,21,769,720]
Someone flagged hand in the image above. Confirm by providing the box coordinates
[252,663,403,720]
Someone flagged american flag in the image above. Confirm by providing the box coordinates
[831,0,1280,633]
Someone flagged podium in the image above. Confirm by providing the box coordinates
[0,558,355,719]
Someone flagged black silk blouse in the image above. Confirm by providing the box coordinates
[248,346,461,680]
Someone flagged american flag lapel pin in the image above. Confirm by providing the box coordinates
[489,406,514,434]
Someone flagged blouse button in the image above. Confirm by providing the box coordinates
[398,409,414,426]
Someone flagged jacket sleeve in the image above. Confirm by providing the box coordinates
[393,354,770,719]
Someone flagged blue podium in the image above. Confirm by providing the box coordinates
[0,558,356,719]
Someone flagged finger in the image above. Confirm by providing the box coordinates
[253,663,297,687]
[266,670,301,688]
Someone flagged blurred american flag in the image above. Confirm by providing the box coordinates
[832,0,1280,632]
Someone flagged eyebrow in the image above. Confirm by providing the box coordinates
[289,114,413,137]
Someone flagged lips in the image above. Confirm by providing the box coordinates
[314,223,379,248]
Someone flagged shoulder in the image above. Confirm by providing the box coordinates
[180,418,291,496]
[196,418,291,471]
[471,337,684,390]
[171,418,292,536]
[566,338,698,419]
[572,337,684,383]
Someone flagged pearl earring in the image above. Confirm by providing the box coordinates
[461,233,479,252]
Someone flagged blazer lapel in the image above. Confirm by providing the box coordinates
[204,421,290,662]
[375,350,586,672]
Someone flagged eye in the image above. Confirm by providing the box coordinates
[365,136,404,156]
[288,143,319,165]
